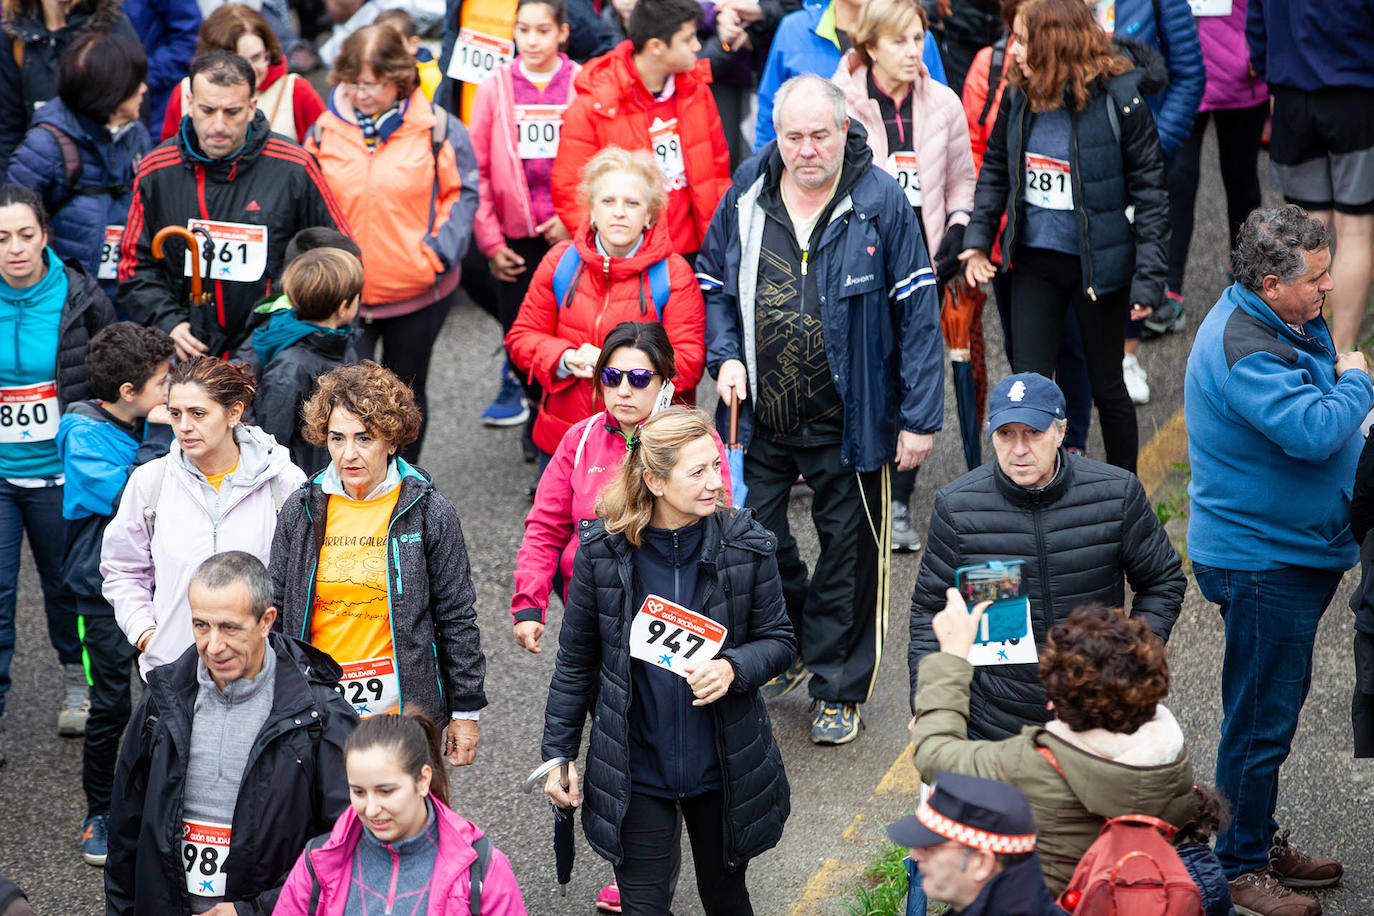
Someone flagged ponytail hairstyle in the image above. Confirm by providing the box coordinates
[168,355,257,411]
[344,710,450,809]
[596,406,727,547]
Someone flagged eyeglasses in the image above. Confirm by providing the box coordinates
[347,80,387,94]
[600,367,659,389]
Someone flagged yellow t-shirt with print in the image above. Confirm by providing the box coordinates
[205,462,237,491]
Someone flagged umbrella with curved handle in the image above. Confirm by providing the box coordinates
[524,757,576,896]
[151,225,214,308]
[728,397,749,509]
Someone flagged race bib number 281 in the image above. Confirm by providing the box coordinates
[1023,153,1074,211]
[629,594,727,678]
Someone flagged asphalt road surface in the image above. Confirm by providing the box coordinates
[4,128,1372,916]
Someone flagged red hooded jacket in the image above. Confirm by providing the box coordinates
[504,219,705,454]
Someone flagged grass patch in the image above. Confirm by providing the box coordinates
[841,844,951,916]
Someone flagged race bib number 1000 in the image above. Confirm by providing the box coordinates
[629,594,727,678]
[1023,153,1074,211]
[183,219,267,283]
[447,28,513,85]
[182,820,231,898]
[515,105,563,160]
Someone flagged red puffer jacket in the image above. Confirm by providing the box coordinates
[550,41,730,255]
[505,219,705,454]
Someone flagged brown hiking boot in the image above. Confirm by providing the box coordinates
[1269,829,1343,888]
[1229,869,1321,916]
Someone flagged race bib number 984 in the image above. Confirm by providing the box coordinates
[183,219,267,283]
[629,594,727,678]
[182,820,231,898]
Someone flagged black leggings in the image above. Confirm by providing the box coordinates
[357,293,455,463]
[616,790,752,915]
[1010,247,1137,472]
[1166,102,1269,293]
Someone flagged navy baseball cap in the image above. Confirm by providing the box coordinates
[986,373,1066,433]
[885,772,1038,853]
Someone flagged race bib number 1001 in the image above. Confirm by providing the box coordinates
[447,28,513,85]
[183,219,267,283]
[182,820,231,898]
[629,594,727,678]
[515,105,563,160]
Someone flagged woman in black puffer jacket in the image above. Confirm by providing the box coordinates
[960,0,1168,474]
[541,406,794,916]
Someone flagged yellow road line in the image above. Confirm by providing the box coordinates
[786,404,1191,914]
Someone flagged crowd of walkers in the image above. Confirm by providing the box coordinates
[0,0,1370,912]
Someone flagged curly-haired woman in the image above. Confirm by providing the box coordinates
[268,361,488,767]
[909,598,1200,895]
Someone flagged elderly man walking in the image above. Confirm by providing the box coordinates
[698,73,943,745]
[1186,205,1372,916]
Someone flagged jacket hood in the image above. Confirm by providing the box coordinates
[172,421,294,485]
[177,109,273,175]
[1113,37,1168,95]
[250,307,352,367]
[570,216,676,281]
[1035,724,1195,827]
[1042,704,1185,768]
[573,40,713,113]
[753,121,875,200]
[3,0,121,39]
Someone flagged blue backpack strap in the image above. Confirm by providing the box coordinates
[552,244,583,310]
[468,834,493,915]
[646,257,670,321]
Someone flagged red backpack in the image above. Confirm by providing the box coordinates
[1035,746,1204,916]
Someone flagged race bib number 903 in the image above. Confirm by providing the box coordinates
[629,594,727,678]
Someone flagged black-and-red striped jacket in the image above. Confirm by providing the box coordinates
[117,110,351,356]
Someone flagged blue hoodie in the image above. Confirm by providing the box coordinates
[250,301,351,368]
[0,248,69,478]
[1186,282,1374,572]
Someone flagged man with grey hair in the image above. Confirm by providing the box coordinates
[1185,205,1370,916]
[105,552,357,916]
[698,73,943,745]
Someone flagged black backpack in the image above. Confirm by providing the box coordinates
[300,830,493,915]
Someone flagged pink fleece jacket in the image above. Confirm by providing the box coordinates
[511,410,732,619]
[272,801,526,916]
[1198,1,1267,111]
[831,49,977,254]
[470,56,580,258]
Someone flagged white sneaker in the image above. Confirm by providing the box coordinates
[1123,354,1150,405]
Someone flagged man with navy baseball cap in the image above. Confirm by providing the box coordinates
[887,771,1064,914]
[908,372,1184,740]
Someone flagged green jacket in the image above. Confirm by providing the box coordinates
[910,652,1197,893]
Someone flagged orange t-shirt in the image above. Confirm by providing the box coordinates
[205,462,237,491]
[310,488,402,717]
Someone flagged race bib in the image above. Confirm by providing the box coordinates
[887,152,923,207]
[447,28,513,85]
[0,381,59,444]
[1189,0,1230,14]
[338,656,401,718]
[629,594,727,678]
[181,820,231,898]
[649,118,687,190]
[1024,153,1074,211]
[1090,0,1114,32]
[514,104,564,160]
[98,225,123,281]
[183,220,267,283]
[966,597,1038,667]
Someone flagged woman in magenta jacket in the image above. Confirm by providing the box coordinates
[511,321,730,654]
[273,713,526,916]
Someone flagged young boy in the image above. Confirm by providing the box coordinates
[375,8,442,101]
[252,246,363,474]
[55,322,174,868]
[550,0,732,259]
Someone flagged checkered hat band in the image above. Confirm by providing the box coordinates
[915,801,1037,854]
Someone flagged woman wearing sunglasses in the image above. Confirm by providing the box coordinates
[505,146,706,469]
[511,321,731,655]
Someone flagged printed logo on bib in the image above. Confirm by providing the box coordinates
[887,152,923,207]
[337,656,401,718]
[649,118,687,191]
[1090,0,1114,32]
[98,225,124,280]
[1023,153,1074,211]
[1188,0,1230,14]
[182,820,231,897]
[515,104,564,160]
[183,220,267,283]
[0,381,59,444]
[629,593,728,678]
[447,28,513,85]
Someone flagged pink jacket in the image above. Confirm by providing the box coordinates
[1198,1,1267,111]
[831,49,977,253]
[470,57,580,258]
[511,410,732,619]
[272,801,526,916]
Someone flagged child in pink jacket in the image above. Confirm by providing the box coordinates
[272,713,525,916]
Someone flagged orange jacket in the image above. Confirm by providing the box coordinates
[962,44,1009,263]
[550,42,731,256]
[306,87,478,316]
[504,219,705,454]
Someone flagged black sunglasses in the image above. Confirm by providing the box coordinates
[601,367,659,389]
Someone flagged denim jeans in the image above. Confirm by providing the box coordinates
[905,858,928,915]
[0,479,80,716]
[1193,563,1345,877]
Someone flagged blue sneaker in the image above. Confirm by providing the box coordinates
[81,814,108,866]
[482,363,529,427]
[761,656,808,700]
[810,701,861,745]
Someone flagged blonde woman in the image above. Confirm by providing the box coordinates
[540,406,794,914]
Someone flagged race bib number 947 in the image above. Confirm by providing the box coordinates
[629,594,727,678]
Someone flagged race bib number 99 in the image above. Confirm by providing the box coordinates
[1023,153,1074,211]
[515,105,563,160]
[337,656,401,718]
[0,380,59,444]
[447,28,513,85]
[629,594,728,678]
[182,820,231,898]
[183,219,267,283]
[98,225,124,280]
[649,118,687,190]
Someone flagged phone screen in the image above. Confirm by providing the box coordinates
[955,560,1028,644]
